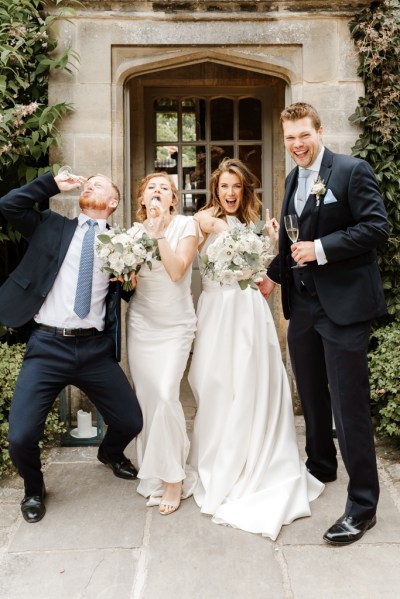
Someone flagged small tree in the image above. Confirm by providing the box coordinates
[0,0,79,192]
[0,0,79,307]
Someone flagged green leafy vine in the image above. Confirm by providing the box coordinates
[349,0,400,319]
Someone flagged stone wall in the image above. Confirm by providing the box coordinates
[49,0,366,370]
[49,3,364,207]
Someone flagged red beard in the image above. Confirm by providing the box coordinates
[79,196,108,211]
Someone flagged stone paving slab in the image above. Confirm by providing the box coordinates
[144,497,286,599]
[9,462,144,553]
[0,548,138,599]
[284,544,400,599]
[280,469,400,546]
[1,417,400,599]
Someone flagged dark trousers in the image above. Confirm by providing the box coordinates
[287,288,379,520]
[8,328,143,495]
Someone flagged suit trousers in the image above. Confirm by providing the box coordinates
[287,287,379,520]
[8,328,143,495]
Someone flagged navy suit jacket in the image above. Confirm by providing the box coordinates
[268,148,389,325]
[0,173,125,360]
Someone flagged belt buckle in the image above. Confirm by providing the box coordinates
[62,328,75,337]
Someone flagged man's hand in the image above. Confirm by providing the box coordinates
[291,241,316,265]
[54,174,86,192]
[257,274,276,300]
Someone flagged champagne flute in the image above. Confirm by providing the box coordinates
[57,165,84,184]
[284,214,299,244]
[284,214,306,268]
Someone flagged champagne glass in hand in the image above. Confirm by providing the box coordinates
[57,165,85,185]
[284,214,306,268]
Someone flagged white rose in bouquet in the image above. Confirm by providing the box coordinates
[200,223,274,290]
[95,223,160,291]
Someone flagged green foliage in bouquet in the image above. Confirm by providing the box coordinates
[368,321,400,439]
[0,342,66,477]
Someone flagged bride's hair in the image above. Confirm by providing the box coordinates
[202,158,262,225]
[136,172,179,222]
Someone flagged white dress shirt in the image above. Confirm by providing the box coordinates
[34,213,110,330]
[299,147,327,266]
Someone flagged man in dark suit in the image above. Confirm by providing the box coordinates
[0,172,143,523]
[260,102,389,545]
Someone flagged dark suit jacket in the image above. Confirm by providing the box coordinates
[0,173,126,360]
[268,148,389,326]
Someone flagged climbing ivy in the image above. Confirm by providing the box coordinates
[349,0,400,319]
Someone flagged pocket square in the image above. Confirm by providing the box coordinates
[323,189,338,204]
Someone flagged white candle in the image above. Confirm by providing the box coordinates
[77,409,92,437]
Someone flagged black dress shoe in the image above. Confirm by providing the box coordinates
[307,468,337,483]
[97,448,138,480]
[323,513,377,545]
[21,485,46,523]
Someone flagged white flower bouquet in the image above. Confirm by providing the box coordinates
[95,223,160,291]
[200,223,274,290]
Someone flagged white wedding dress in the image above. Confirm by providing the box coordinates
[188,216,324,540]
[127,215,197,504]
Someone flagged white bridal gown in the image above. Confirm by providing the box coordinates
[127,215,197,504]
[188,217,324,540]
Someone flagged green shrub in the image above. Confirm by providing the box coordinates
[368,320,400,439]
[0,342,66,477]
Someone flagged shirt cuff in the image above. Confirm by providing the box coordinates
[314,239,328,265]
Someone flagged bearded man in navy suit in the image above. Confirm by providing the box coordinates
[260,103,389,545]
[0,172,143,523]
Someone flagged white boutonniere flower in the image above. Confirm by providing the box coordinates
[310,177,326,207]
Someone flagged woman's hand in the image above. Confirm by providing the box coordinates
[129,272,138,289]
[257,273,276,300]
[144,201,172,239]
[113,273,137,289]
[264,209,279,243]
[194,209,228,235]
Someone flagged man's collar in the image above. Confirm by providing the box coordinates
[300,146,325,174]
[78,213,107,231]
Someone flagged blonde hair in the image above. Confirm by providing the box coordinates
[280,102,322,131]
[136,172,179,222]
[202,158,261,225]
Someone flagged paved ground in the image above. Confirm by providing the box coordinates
[1,383,400,599]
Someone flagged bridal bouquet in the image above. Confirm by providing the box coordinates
[200,223,274,290]
[95,223,160,291]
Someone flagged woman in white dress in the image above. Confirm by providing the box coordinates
[126,172,198,515]
[188,158,324,539]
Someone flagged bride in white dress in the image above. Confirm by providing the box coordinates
[188,158,324,539]
[126,173,198,515]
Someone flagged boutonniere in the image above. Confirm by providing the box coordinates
[311,177,326,206]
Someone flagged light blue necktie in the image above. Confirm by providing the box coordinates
[74,219,97,319]
[296,169,311,216]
